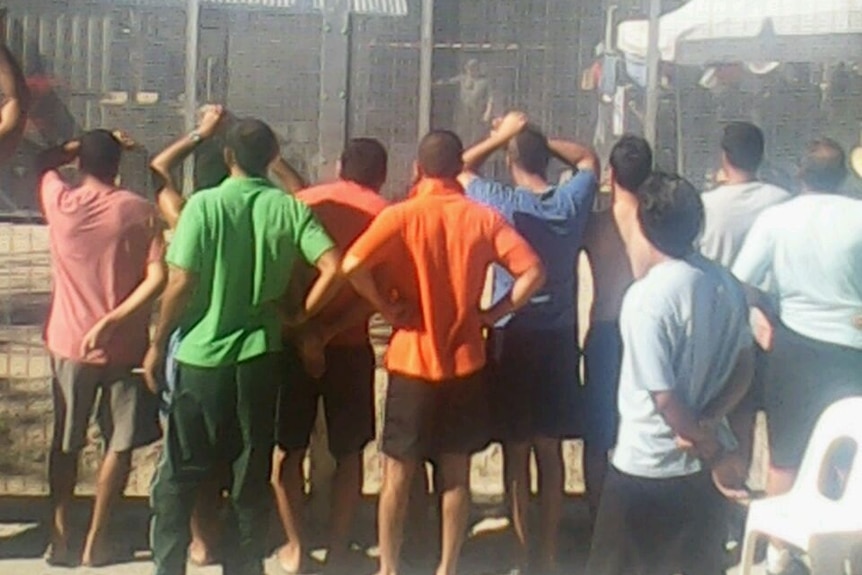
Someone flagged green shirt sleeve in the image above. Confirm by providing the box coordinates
[166,196,206,272]
[291,200,336,265]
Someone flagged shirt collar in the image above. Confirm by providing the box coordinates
[409,178,464,199]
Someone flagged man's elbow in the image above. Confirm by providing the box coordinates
[528,262,547,292]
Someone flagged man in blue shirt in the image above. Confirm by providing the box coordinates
[586,172,754,575]
[733,139,862,575]
[458,111,598,574]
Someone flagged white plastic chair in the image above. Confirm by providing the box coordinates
[740,396,862,575]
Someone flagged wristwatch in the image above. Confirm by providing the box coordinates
[188,130,203,144]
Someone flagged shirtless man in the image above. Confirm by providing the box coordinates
[580,135,651,518]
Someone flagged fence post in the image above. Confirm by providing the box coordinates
[310,0,352,525]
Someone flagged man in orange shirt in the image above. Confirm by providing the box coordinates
[271,138,390,574]
[343,131,546,575]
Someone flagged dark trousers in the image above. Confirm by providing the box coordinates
[586,466,726,575]
[150,352,278,575]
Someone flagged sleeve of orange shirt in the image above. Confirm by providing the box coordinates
[489,215,541,276]
[345,206,403,269]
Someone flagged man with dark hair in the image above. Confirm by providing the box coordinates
[579,135,650,519]
[459,112,598,573]
[798,137,849,192]
[699,122,791,558]
[35,130,165,567]
[733,138,862,575]
[0,43,29,164]
[148,105,307,567]
[271,137,390,574]
[144,117,344,575]
[586,172,754,575]
[343,130,546,575]
[700,122,791,267]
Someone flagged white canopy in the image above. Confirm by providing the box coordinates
[617,0,862,65]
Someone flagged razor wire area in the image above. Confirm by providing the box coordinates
[0,0,858,498]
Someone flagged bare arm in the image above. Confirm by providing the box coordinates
[300,248,344,321]
[81,259,168,356]
[652,390,722,461]
[142,266,197,392]
[35,139,80,175]
[480,262,546,327]
[0,44,29,143]
[151,105,227,228]
[459,111,527,188]
[270,156,307,194]
[548,138,600,174]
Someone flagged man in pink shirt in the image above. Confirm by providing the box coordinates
[36,130,166,567]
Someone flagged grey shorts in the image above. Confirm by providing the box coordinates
[51,356,161,453]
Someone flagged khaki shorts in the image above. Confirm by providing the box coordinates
[51,356,161,453]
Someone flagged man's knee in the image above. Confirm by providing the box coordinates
[383,455,418,489]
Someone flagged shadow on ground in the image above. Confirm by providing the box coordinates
[0,494,595,575]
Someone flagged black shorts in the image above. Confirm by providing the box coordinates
[586,467,726,575]
[583,321,622,454]
[381,370,490,461]
[276,344,376,459]
[487,328,582,442]
[764,325,862,469]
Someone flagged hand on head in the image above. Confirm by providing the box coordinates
[491,111,528,140]
[111,130,137,151]
[197,104,228,139]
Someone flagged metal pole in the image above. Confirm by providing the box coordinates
[184,0,200,195]
[418,0,434,138]
[644,0,661,150]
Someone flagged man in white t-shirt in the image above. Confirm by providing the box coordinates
[586,172,755,575]
[700,122,791,268]
[733,138,862,575]
[700,122,791,553]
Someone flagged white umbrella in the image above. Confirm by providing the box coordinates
[617,0,862,64]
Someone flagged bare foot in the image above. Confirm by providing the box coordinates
[44,534,74,567]
[277,542,304,574]
[189,538,218,567]
[81,532,113,567]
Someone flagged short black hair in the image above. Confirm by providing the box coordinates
[340,138,388,191]
[721,122,765,173]
[418,130,464,179]
[610,135,653,192]
[799,138,847,192]
[225,118,279,177]
[508,126,550,178]
[636,172,704,258]
[79,130,122,182]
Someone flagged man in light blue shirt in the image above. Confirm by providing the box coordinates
[586,172,754,575]
[732,139,862,573]
[458,111,598,573]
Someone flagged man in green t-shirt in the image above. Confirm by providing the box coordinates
[143,118,342,575]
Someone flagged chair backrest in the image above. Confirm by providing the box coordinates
[792,397,862,507]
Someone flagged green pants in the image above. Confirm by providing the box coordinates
[150,352,278,575]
